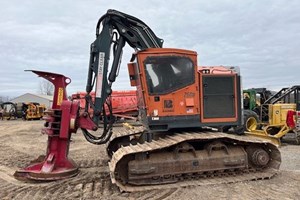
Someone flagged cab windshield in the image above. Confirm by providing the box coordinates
[144,56,195,95]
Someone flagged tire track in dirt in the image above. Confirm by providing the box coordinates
[0,147,185,200]
[150,188,178,200]
[0,144,36,168]
[0,160,177,200]
[76,158,109,168]
[2,164,300,199]
[2,121,300,199]
[127,188,178,200]
[166,171,300,200]
[0,158,121,200]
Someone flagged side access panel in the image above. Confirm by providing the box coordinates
[203,76,235,118]
[200,74,241,125]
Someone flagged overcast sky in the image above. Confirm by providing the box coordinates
[0,0,299,99]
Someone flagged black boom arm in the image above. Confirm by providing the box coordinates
[82,9,163,144]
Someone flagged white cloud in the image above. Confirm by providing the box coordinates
[0,0,300,98]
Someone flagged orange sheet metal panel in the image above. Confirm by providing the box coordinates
[136,48,200,118]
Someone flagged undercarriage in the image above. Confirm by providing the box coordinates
[107,128,281,192]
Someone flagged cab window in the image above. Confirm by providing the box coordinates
[144,56,195,95]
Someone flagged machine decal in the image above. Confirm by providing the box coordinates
[186,108,194,114]
[184,92,195,98]
[57,87,64,106]
[152,117,159,120]
[163,99,174,112]
[96,52,105,98]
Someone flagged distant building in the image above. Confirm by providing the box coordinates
[10,93,53,108]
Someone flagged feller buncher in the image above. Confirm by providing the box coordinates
[14,10,282,192]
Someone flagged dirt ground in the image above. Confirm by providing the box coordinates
[0,120,300,200]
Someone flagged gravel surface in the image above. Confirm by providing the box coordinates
[1,120,300,200]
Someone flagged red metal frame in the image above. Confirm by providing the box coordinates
[286,110,300,129]
[14,70,80,180]
[71,90,138,119]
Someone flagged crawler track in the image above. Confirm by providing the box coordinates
[109,131,281,192]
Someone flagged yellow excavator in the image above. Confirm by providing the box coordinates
[15,9,282,192]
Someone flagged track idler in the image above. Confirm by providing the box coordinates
[246,146,270,167]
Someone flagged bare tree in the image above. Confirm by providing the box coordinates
[0,95,11,103]
[38,79,54,95]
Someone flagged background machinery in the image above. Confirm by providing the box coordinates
[0,102,46,120]
[243,88,273,119]
[220,87,273,133]
[0,102,17,120]
[243,86,300,145]
[19,102,46,120]
[15,9,281,191]
[242,88,272,133]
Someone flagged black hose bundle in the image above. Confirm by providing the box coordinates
[81,98,114,145]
